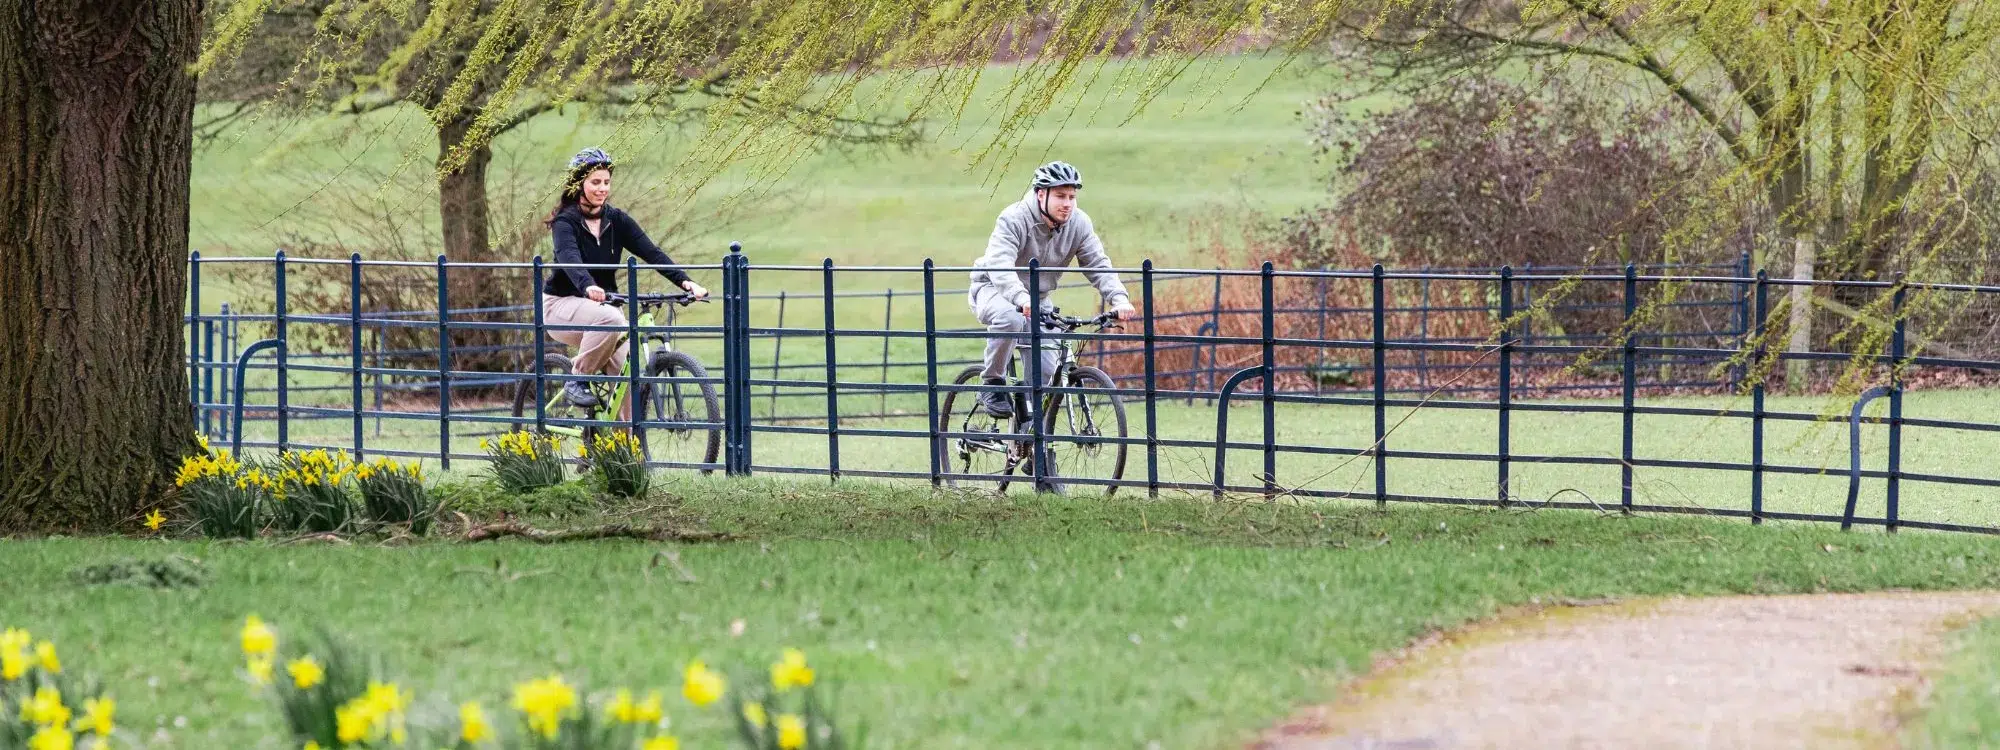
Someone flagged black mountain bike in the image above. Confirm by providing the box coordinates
[937,309,1128,494]
[510,292,722,471]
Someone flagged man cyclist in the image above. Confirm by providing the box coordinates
[969,161,1135,418]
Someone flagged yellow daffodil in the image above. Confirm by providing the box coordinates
[240,615,277,656]
[144,510,166,531]
[511,675,577,740]
[26,725,73,750]
[635,691,664,723]
[459,701,491,743]
[247,655,275,685]
[742,701,768,728]
[608,689,664,724]
[776,713,807,749]
[0,628,29,653]
[34,641,59,674]
[287,656,324,690]
[330,681,406,745]
[362,681,408,714]
[74,697,113,736]
[682,660,725,707]
[771,648,814,692]
[335,702,371,743]
[21,685,69,726]
[642,736,681,750]
[2,651,25,681]
[608,689,636,723]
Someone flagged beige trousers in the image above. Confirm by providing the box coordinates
[542,294,630,375]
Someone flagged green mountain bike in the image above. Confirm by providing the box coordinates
[510,292,722,471]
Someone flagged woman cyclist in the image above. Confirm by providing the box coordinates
[542,147,708,408]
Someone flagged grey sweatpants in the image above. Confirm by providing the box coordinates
[972,287,1062,385]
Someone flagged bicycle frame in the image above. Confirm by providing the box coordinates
[1002,320,1094,429]
[541,306,668,436]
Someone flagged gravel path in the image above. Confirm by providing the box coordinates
[1259,592,2000,750]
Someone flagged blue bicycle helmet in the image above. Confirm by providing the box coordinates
[569,147,614,172]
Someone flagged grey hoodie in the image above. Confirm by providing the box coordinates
[969,191,1131,310]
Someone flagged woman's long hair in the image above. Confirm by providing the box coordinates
[544,163,613,226]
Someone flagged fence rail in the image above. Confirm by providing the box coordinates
[185,248,2000,536]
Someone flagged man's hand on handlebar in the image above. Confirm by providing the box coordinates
[1021,301,1142,322]
[682,280,710,300]
[586,285,607,303]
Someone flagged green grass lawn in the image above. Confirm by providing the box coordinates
[1917,617,2000,748]
[10,478,2000,749]
[221,380,2000,533]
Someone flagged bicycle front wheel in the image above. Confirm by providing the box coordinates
[640,350,722,473]
[1037,365,1128,495]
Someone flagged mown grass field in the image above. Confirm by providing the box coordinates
[10,478,2000,749]
[189,55,1332,286]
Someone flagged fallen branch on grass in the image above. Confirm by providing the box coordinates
[461,522,733,544]
[275,532,351,546]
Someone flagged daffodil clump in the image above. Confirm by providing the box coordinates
[105,613,869,750]
[241,615,421,750]
[173,445,274,538]
[271,449,360,533]
[582,431,650,498]
[725,649,856,750]
[0,628,115,750]
[354,457,439,534]
[483,432,567,494]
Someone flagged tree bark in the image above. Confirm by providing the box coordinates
[0,0,204,531]
[438,115,494,262]
[1785,232,1816,393]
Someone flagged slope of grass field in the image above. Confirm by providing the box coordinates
[10,479,2000,749]
[190,55,1333,276]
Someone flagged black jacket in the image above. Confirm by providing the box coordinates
[545,204,692,297]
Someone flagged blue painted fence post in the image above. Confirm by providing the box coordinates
[1888,274,1906,533]
[1498,266,1513,506]
[823,259,841,481]
[1371,264,1387,506]
[1752,270,1769,524]
[275,249,290,454]
[436,255,451,470]
[1621,264,1637,512]
[350,253,364,461]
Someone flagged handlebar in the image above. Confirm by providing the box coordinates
[605,292,709,308]
[1039,309,1124,331]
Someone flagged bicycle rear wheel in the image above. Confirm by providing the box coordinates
[938,366,1021,491]
[511,353,600,442]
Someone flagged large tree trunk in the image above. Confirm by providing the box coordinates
[430,115,524,380]
[438,115,494,262]
[0,0,203,530]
